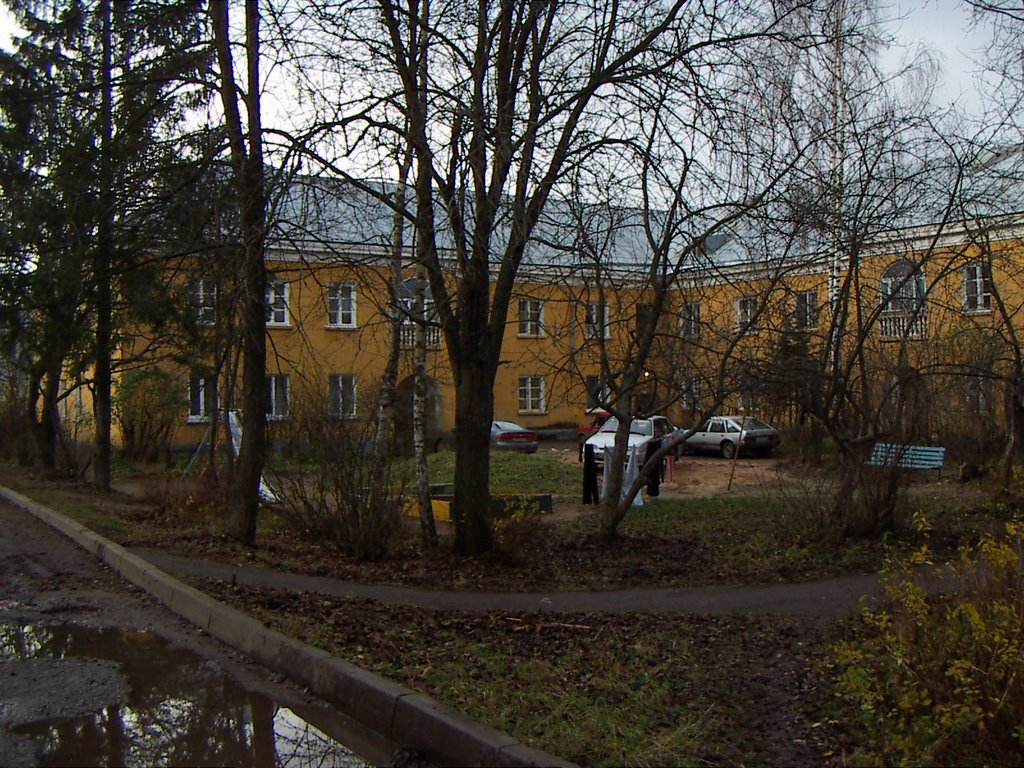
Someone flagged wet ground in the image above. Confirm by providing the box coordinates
[0,497,396,767]
[0,621,368,767]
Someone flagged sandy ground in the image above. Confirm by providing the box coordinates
[541,440,785,522]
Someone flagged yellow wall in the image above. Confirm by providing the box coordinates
[118,223,1024,452]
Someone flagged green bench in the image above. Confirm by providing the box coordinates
[866,442,945,475]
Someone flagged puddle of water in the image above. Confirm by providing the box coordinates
[0,623,377,767]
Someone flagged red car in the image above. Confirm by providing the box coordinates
[576,411,611,460]
[576,411,611,444]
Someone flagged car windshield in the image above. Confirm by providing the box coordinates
[597,418,652,436]
[493,421,524,431]
[734,418,772,430]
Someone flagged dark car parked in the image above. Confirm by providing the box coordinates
[490,420,539,453]
[681,416,780,458]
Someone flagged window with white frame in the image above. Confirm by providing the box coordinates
[963,262,992,312]
[398,277,442,348]
[190,278,217,326]
[328,373,357,418]
[738,390,759,413]
[794,290,818,330]
[265,280,289,326]
[266,374,290,419]
[188,375,217,422]
[680,300,700,339]
[518,298,544,336]
[964,374,993,415]
[327,283,357,327]
[584,301,609,339]
[736,296,759,333]
[585,375,608,411]
[681,374,703,412]
[518,375,546,414]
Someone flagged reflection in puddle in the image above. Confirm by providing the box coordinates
[0,623,369,767]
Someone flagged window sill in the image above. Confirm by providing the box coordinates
[518,409,547,416]
[186,416,210,424]
[266,415,290,422]
[517,332,546,339]
[962,308,992,316]
[326,324,358,331]
[267,323,292,329]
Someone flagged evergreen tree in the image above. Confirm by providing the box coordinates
[0,0,207,477]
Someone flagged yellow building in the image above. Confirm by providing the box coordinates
[122,167,1024,457]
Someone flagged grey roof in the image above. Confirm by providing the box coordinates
[265,147,1024,276]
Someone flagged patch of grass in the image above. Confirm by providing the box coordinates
[215,586,814,767]
[420,448,581,496]
[0,467,139,538]
[564,493,960,583]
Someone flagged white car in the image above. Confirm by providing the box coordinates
[582,415,679,466]
[681,415,780,458]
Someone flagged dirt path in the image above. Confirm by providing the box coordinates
[136,547,880,618]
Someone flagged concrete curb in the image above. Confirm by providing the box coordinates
[0,486,574,768]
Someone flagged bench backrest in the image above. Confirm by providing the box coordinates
[868,442,945,470]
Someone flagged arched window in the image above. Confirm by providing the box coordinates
[878,260,926,337]
[879,260,925,312]
[398,277,441,348]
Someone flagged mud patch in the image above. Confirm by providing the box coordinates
[0,622,367,767]
[1,657,128,725]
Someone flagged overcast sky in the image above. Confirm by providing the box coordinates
[0,0,997,114]
[883,0,994,112]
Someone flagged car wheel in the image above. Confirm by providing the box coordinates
[720,441,736,459]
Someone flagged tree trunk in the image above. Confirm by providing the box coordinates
[413,267,437,549]
[1000,377,1024,488]
[231,222,267,545]
[452,360,495,555]
[92,0,114,492]
[374,162,410,453]
[30,368,61,471]
[212,0,267,546]
[598,422,633,539]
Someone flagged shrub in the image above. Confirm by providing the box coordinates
[0,399,33,465]
[138,475,230,527]
[115,368,182,463]
[493,496,546,558]
[834,521,1024,765]
[267,413,406,561]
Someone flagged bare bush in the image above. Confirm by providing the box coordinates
[762,463,841,548]
[267,413,406,562]
[138,475,230,528]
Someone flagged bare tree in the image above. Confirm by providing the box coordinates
[962,2,1024,485]
[210,0,269,546]
[275,0,846,555]
[772,2,965,535]
[521,4,844,536]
